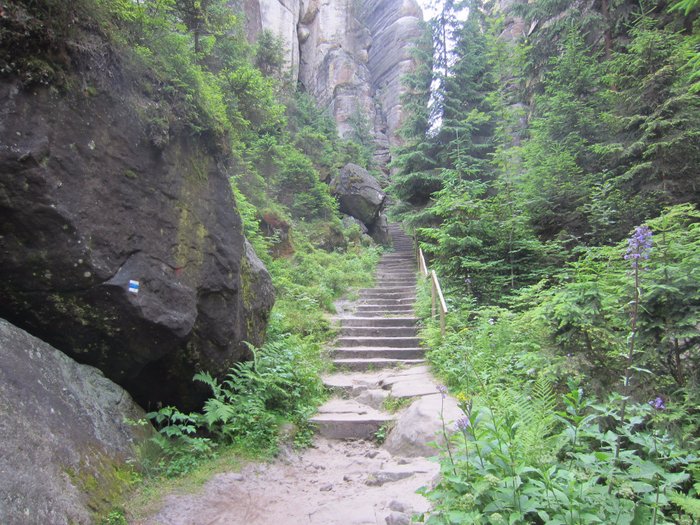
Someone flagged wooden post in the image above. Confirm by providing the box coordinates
[432,270,447,337]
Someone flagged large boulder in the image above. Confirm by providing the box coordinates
[330,163,386,227]
[383,394,463,457]
[0,318,150,524]
[0,7,274,409]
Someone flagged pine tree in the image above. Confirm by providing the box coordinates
[389,21,442,212]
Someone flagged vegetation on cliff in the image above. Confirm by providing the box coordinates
[396,0,700,522]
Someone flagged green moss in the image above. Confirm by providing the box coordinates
[48,294,120,337]
[65,453,141,519]
[172,146,212,270]
[123,169,138,180]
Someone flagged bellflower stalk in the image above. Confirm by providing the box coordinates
[611,225,653,490]
[621,225,652,416]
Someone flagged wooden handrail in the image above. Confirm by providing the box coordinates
[415,245,448,336]
[418,247,428,277]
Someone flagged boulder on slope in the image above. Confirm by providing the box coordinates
[330,163,386,227]
[0,318,150,525]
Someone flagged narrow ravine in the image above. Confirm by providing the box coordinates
[139,225,462,525]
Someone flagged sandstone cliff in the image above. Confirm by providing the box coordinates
[0,5,275,409]
[245,0,424,170]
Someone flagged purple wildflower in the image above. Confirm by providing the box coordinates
[649,397,666,410]
[455,417,470,432]
[624,225,653,268]
[437,385,448,398]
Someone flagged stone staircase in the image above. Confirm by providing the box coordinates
[311,224,426,440]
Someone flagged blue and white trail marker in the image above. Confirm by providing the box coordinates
[128,280,140,294]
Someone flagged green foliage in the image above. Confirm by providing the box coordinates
[100,508,128,525]
[418,206,700,523]
[423,383,696,524]
[269,237,380,336]
[193,336,325,453]
[144,406,216,477]
[254,29,285,78]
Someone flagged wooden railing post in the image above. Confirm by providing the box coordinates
[413,237,448,337]
[431,270,447,337]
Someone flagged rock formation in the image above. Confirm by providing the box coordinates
[0,318,149,524]
[331,163,389,243]
[245,0,424,168]
[331,163,386,226]
[0,12,275,409]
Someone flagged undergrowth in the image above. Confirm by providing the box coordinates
[417,205,700,524]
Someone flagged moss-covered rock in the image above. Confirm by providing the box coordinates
[0,318,149,524]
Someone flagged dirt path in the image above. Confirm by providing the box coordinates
[138,438,437,525]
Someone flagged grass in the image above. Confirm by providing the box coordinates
[382,395,414,413]
[120,444,260,520]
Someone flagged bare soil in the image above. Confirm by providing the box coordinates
[136,438,437,525]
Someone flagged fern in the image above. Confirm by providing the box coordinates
[669,492,700,518]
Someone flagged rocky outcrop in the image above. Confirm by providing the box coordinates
[359,0,424,147]
[331,163,385,226]
[494,0,529,42]
[0,13,274,409]
[0,318,149,524]
[245,0,423,167]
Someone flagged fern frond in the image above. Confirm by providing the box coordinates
[669,491,700,518]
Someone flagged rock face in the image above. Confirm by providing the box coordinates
[331,163,386,227]
[245,0,423,167]
[0,23,274,409]
[245,0,303,78]
[494,0,528,42]
[0,318,149,524]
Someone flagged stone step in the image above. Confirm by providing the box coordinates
[322,366,434,395]
[333,347,425,360]
[358,297,415,306]
[337,316,419,327]
[350,310,416,318]
[359,294,416,302]
[374,280,417,286]
[378,260,414,264]
[359,289,416,297]
[310,399,393,440]
[336,336,421,348]
[355,305,415,314]
[341,326,417,337]
[333,358,426,371]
